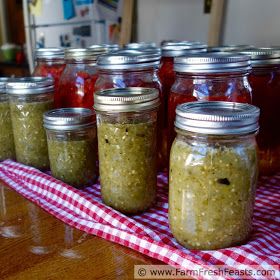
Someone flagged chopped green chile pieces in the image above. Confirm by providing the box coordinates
[98,121,157,214]
[48,138,97,188]
[0,101,15,160]
[169,139,258,250]
[10,100,53,169]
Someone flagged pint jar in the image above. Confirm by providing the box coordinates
[44,108,97,188]
[94,88,160,214]
[7,77,54,169]
[240,48,280,175]
[0,78,15,161]
[169,101,259,250]
[57,47,107,109]
[168,53,252,157]
[32,48,66,108]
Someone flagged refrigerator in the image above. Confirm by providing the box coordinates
[23,0,123,72]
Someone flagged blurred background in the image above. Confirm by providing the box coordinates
[0,0,280,76]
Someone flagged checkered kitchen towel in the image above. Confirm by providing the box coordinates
[0,159,279,280]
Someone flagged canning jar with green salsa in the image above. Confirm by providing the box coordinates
[169,102,260,250]
[7,77,54,169]
[44,108,97,188]
[94,88,160,214]
[0,78,15,161]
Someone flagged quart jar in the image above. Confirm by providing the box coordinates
[207,45,254,52]
[169,101,260,250]
[0,78,15,161]
[32,48,66,107]
[57,47,107,109]
[240,48,280,175]
[7,77,54,169]
[168,53,252,156]
[94,88,159,214]
[43,108,97,188]
[95,49,167,170]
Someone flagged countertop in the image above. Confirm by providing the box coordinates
[0,181,161,280]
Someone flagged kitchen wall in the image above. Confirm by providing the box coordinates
[137,0,280,46]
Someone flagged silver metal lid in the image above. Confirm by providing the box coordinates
[100,44,120,52]
[208,45,254,52]
[65,47,107,62]
[6,77,54,95]
[97,49,160,70]
[94,87,160,112]
[161,43,207,57]
[124,42,157,49]
[161,40,203,46]
[174,53,251,73]
[35,48,65,59]
[239,48,280,66]
[43,108,95,130]
[175,101,260,135]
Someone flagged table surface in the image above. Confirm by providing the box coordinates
[0,181,162,280]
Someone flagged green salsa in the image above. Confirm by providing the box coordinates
[0,101,15,160]
[98,121,157,214]
[169,138,258,250]
[48,138,97,188]
[10,100,53,169]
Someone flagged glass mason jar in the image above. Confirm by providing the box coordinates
[95,49,167,170]
[32,48,66,108]
[169,101,260,250]
[56,47,107,109]
[44,108,97,188]
[0,78,15,161]
[124,42,157,50]
[7,77,54,169]
[168,53,252,158]
[94,88,159,214]
[240,48,280,175]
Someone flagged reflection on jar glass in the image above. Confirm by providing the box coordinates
[169,102,259,250]
[7,77,54,170]
[94,88,159,214]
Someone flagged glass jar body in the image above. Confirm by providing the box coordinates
[169,130,258,250]
[57,61,98,109]
[33,58,66,108]
[0,93,15,161]
[168,72,252,155]
[96,110,158,214]
[9,92,54,169]
[248,66,280,175]
[46,126,97,188]
[95,68,167,170]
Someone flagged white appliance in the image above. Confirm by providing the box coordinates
[23,0,117,72]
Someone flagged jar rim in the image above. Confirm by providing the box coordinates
[44,108,96,130]
[175,101,260,135]
[94,87,160,112]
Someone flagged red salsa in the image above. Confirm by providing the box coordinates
[32,48,66,108]
[241,48,280,174]
[57,47,106,109]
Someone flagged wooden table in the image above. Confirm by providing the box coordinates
[0,181,162,279]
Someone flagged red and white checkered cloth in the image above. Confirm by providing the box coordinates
[0,159,279,280]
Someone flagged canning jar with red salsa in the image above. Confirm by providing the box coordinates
[168,53,252,154]
[33,48,65,107]
[57,47,106,109]
[158,43,207,139]
[95,49,166,169]
[240,48,280,175]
